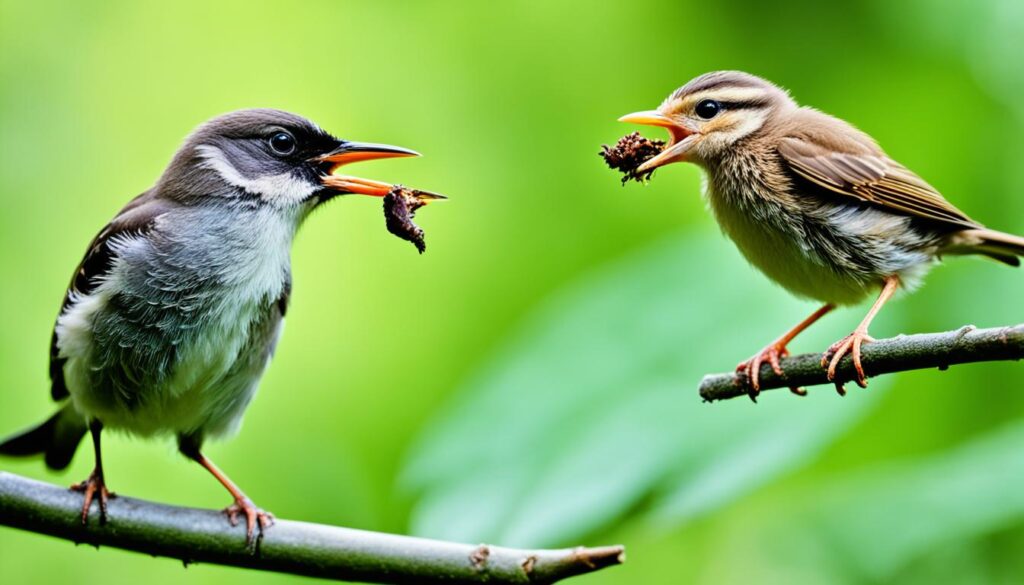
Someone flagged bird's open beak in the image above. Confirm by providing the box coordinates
[618,110,699,172]
[317,141,445,203]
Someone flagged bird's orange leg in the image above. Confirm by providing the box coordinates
[70,420,115,525]
[187,451,273,550]
[737,303,835,401]
[822,275,900,395]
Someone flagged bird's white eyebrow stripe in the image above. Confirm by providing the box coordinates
[680,87,772,108]
[195,144,249,189]
[194,144,318,204]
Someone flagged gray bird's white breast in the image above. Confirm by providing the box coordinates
[56,203,304,439]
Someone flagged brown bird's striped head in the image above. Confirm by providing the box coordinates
[620,71,795,170]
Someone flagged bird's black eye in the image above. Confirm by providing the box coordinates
[695,99,721,119]
[268,131,296,156]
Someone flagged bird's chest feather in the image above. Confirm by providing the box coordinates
[704,159,878,305]
[58,205,298,436]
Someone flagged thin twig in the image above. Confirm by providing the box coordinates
[0,472,624,584]
[700,324,1024,402]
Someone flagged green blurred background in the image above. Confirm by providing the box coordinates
[2,1,1023,583]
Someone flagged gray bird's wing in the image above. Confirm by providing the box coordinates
[49,190,177,400]
[777,133,980,230]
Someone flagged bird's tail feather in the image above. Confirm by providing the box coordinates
[947,228,1024,267]
[0,405,87,470]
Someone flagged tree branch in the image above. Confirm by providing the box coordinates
[700,324,1024,402]
[0,472,624,584]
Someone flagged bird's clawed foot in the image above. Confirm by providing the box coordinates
[70,469,115,525]
[822,329,875,395]
[224,496,274,551]
[736,342,805,401]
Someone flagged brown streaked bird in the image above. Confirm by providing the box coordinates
[619,71,1024,399]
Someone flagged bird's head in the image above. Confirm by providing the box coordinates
[159,108,442,210]
[619,71,795,170]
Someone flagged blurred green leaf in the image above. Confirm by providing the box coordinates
[648,392,876,526]
[785,420,1024,581]
[402,232,886,547]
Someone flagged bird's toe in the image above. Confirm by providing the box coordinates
[70,470,114,525]
[223,497,274,553]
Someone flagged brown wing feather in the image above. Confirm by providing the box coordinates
[777,125,980,230]
[49,190,175,400]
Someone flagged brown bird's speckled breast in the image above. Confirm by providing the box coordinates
[703,129,944,305]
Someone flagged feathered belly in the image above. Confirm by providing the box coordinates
[707,187,936,305]
[716,209,871,304]
[58,288,281,439]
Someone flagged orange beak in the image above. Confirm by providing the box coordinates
[317,141,426,198]
[618,110,698,171]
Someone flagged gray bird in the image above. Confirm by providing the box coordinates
[0,109,439,545]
